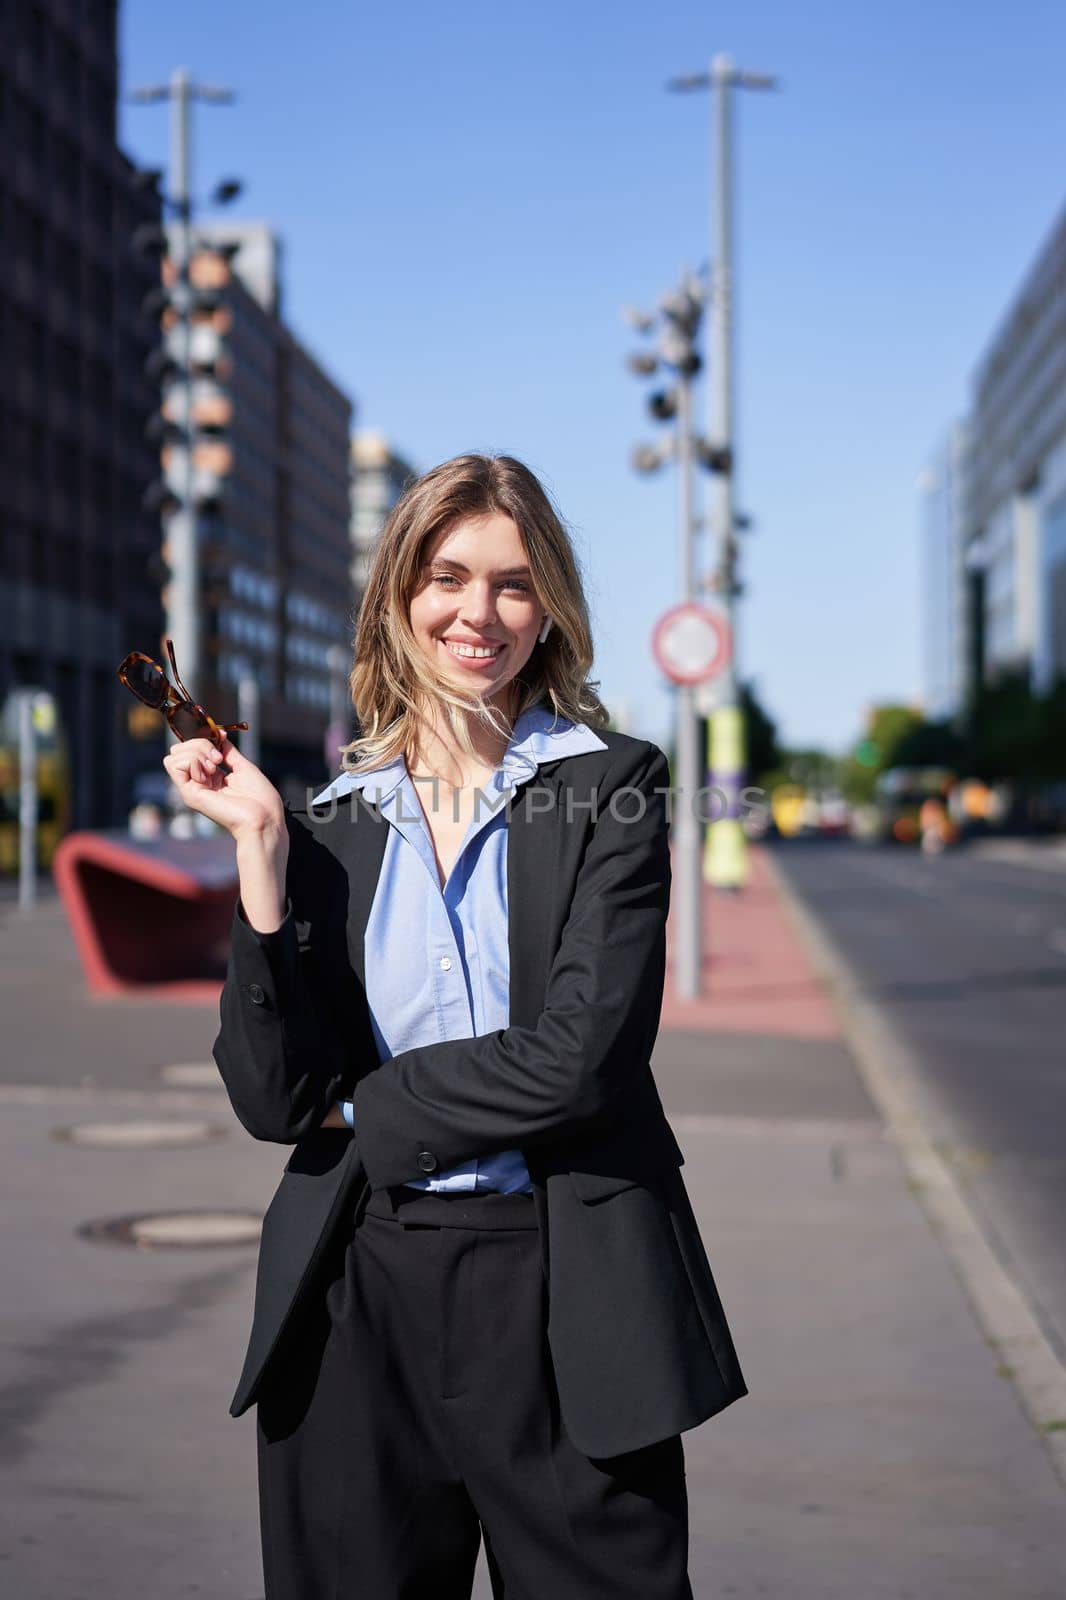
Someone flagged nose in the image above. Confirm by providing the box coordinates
[458,580,499,630]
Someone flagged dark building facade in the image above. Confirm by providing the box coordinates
[0,0,165,829]
[158,227,355,793]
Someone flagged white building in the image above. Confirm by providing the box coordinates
[963,205,1066,698]
[350,430,417,598]
[919,421,969,720]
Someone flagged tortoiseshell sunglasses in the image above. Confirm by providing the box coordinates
[117,638,249,750]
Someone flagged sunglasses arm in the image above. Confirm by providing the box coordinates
[165,638,196,704]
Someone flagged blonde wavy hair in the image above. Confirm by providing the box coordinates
[338,452,610,774]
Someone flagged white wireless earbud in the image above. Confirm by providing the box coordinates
[538,614,553,644]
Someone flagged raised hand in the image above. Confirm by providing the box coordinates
[163,734,286,844]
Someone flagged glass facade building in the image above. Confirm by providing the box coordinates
[964,205,1066,699]
[0,0,165,827]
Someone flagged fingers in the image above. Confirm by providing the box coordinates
[164,737,225,790]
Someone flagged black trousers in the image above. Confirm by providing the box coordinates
[255,1182,693,1599]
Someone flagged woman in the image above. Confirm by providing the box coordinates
[166,453,747,1599]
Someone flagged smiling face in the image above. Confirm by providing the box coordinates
[408,511,546,712]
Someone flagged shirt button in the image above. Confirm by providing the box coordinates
[439,956,452,971]
[417,1150,438,1173]
[248,983,266,1005]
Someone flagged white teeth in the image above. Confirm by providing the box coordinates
[444,641,501,659]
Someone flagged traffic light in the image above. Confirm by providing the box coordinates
[698,441,733,475]
[648,389,678,422]
[658,282,704,376]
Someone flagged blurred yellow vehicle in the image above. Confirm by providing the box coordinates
[770,783,808,838]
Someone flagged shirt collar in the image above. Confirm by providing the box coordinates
[310,703,608,808]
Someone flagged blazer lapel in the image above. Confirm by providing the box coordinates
[321,792,389,992]
[507,767,565,1030]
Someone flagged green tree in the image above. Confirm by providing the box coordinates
[739,677,782,785]
[967,668,1066,782]
[893,717,965,769]
[839,703,925,804]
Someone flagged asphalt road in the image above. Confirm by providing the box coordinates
[772,837,1066,1365]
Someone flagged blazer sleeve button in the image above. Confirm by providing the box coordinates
[248,983,266,1005]
[416,1150,438,1173]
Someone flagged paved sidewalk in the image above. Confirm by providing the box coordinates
[651,845,1065,1596]
[0,851,1064,1596]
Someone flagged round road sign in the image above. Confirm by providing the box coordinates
[651,603,732,685]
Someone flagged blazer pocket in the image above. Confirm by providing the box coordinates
[568,1168,645,1203]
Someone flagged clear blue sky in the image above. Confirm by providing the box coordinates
[119,0,1066,754]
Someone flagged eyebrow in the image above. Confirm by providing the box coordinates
[428,559,532,577]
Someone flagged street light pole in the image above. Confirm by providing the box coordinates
[669,55,776,890]
[169,68,199,698]
[624,270,706,998]
[129,71,236,699]
[705,53,744,888]
[674,360,701,997]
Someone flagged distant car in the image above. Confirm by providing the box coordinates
[874,766,956,845]
[816,794,851,837]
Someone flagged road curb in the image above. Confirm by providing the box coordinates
[761,845,1066,1492]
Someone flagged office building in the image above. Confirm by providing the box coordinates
[0,0,165,827]
[350,430,416,600]
[919,422,969,721]
[158,223,354,784]
[962,205,1066,701]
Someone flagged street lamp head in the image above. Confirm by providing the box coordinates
[620,305,655,334]
[144,413,184,448]
[140,284,172,322]
[143,480,181,519]
[210,241,243,265]
[144,346,179,385]
[191,287,224,315]
[131,222,169,259]
[648,389,678,422]
[698,442,733,475]
[659,327,699,370]
[631,444,665,475]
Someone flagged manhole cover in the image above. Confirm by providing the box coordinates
[78,1210,263,1249]
[159,1062,220,1088]
[55,1120,227,1149]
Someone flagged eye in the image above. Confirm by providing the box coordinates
[430,573,531,593]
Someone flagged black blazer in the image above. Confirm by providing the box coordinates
[213,730,748,1457]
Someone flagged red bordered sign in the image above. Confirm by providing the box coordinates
[651,603,732,686]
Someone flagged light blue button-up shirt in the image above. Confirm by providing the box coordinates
[310,703,609,1192]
